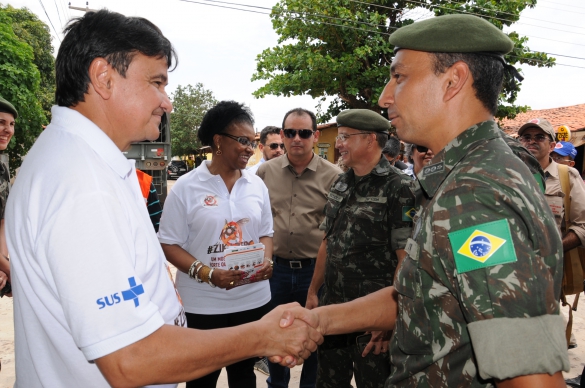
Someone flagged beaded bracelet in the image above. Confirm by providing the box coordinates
[188,260,202,279]
[195,264,206,283]
[208,268,216,288]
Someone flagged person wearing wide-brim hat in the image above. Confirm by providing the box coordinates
[281,13,568,388]
[0,95,17,297]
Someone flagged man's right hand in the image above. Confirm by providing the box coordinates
[261,303,322,366]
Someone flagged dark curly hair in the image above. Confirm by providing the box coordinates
[56,9,177,107]
[198,101,255,147]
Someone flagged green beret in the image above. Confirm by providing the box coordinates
[0,96,18,119]
[389,14,514,54]
[336,109,390,133]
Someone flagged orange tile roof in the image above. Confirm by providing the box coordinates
[500,103,585,134]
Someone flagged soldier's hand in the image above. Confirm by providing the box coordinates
[362,331,389,357]
[259,303,323,368]
[305,290,319,310]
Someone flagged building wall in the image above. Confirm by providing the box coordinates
[313,126,338,162]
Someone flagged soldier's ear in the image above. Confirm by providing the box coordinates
[443,61,469,103]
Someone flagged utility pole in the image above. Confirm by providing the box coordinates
[68,2,99,13]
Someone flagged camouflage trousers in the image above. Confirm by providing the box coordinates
[316,333,391,388]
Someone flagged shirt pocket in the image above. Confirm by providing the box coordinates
[351,199,388,245]
[394,238,433,355]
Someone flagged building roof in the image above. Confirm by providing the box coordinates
[500,103,585,134]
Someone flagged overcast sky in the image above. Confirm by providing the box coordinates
[9,0,585,131]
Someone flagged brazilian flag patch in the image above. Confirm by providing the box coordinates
[402,206,416,221]
[448,219,517,274]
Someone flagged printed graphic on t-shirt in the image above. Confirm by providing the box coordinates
[207,219,255,269]
[202,194,219,207]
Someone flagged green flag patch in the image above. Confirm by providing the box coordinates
[448,219,517,274]
[402,206,416,221]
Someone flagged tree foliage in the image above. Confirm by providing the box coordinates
[170,84,218,157]
[2,4,56,120]
[252,0,554,122]
[0,6,46,174]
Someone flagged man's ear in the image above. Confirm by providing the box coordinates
[443,61,470,102]
[88,58,113,100]
[313,130,320,143]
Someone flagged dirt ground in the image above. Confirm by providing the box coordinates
[0,178,579,387]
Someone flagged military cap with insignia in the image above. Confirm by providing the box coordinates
[0,96,18,119]
[336,109,390,133]
[389,14,522,81]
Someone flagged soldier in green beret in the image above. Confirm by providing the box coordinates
[276,14,567,388]
[0,96,17,296]
[306,109,414,388]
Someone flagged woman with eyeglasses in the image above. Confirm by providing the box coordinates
[158,101,273,388]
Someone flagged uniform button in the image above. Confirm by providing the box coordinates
[294,194,297,197]
[289,250,292,253]
[291,213,295,216]
[290,232,293,235]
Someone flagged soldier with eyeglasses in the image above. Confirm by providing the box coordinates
[256,108,341,388]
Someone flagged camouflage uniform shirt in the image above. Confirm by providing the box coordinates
[0,159,10,219]
[389,121,568,387]
[320,156,414,305]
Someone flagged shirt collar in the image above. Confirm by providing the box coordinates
[544,158,559,179]
[280,152,319,172]
[418,120,501,197]
[50,106,133,179]
[197,160,252,183]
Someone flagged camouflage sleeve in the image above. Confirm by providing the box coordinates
[0,163,10,220]
[388,176,414,251]
[432,180,567,378]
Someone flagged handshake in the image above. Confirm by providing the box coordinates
[256,302,324,367]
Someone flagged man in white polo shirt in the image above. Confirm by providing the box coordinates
[6,10,321,388]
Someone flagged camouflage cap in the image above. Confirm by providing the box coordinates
[518,118,555,141]
[0,96,17,119]
[336,109,390,133]
[389,14,514,54]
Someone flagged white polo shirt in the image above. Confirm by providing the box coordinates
[6,106,183,388]
[158,161,272,314]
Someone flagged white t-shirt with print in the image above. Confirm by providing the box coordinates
[158,161,272,314]
[6,106,184,388]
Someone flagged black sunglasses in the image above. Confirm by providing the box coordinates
[218,133,258,149]
[283,129,315,139]
[267,143,285,150]
[414,145,429,153]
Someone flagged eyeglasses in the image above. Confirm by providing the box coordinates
[414,145,429,153]
[335,132,373,142]
[267,143,285,150]
[283,129,315,139]
[551,153,572,163]
[519,134,550,143]
[218,133,258,149]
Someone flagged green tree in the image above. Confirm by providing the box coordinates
[252,0,553,122]
[2,4,56,120]
[170,84,218,157]
[0,7,46,174]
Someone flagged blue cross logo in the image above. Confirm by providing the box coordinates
[122,277,144,307]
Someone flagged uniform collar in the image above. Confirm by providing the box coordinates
[197,160,252,183]
[280,152,319,171]
[418,120,501,197]
[50,106,134,179]
[544,158,559,179]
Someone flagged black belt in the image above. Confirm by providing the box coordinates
[274,256,316,269]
